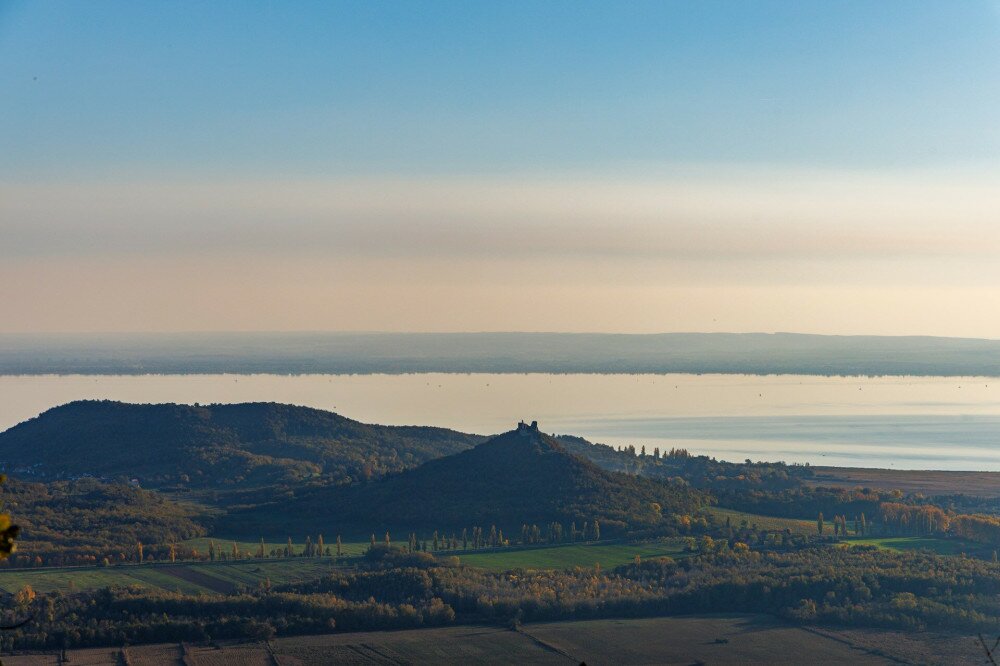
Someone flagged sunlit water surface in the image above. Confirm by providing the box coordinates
[2,373,1000,470]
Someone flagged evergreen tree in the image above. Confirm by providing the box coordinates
[432,530,439,551]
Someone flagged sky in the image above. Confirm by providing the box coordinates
[2,1,1000,335]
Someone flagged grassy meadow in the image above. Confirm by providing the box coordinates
[707,507,827,535]
[457,539,687,571]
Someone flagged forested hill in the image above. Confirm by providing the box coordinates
[4,331,1000,375]
[0,400,482,489]
[224,422,704,537]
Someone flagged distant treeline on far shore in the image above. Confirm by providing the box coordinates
[3,331,1000,376]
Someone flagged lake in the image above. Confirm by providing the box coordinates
[1,373,999,470]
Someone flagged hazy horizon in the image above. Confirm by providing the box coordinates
[4,2,1000,336]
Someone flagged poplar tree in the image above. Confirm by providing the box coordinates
[336,535,342,557]
[593,519,601,541]
[817,513,824,536]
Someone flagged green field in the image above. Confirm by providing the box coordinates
[0,557,343,595]
[707,507,826,535]
[0,538,689,594]
[457,539,686,571]
[844,536,987,556]
[181,537,370,558]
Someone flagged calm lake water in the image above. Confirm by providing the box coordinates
[1,373,999,470]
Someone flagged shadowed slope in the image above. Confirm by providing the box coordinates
[226,422,703,536]
[0,401,482,489]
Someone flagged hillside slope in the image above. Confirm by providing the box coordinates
[225,422,703,537]
[0,401,482,490]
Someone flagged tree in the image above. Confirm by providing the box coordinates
[860,513,868,536]
[433,530,439,551]
[14,584,35,609]
[0,476,19,560]
[384,531,391,548]
[317,534,324,557]
[259,537,266,559]
[136,540,144,563]
[209,540,216,562]
[169,544,176,563]
[232,542,239,560]
[593,519,601,541]
[462,528,468,549]
[817,513,824,536]
[288,537,294,557]
[336,535,342,557]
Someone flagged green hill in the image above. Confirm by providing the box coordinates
[224,422,703,537]
[0,401,482,491]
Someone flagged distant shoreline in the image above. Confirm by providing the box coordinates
[3,331,1000,376]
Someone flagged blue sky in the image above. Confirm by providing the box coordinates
[2,1,1000,334]
[4,0,999,178]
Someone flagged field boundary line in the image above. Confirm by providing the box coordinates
[801,625,908,664]
[515,625,580,663]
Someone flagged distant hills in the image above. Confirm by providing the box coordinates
[224,422,703,537]
[3,331,1000,375]
[0,401,481,490]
